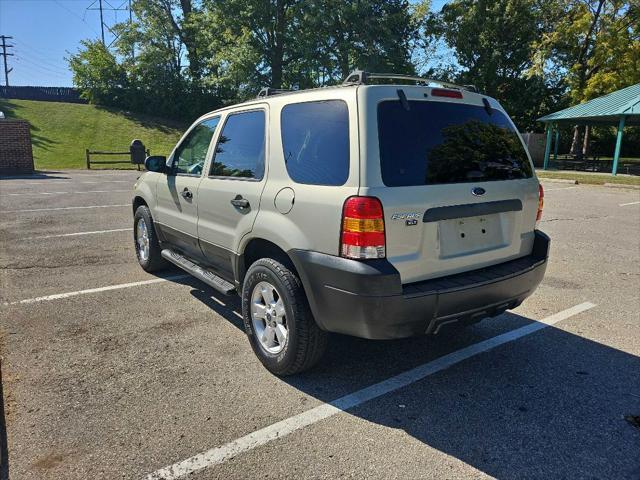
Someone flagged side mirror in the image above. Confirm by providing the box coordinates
[144,155,167,173]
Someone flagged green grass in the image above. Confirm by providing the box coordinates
[537,170,640,186]
[0,99,186,170]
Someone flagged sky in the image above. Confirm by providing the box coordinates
[0,0,450,88]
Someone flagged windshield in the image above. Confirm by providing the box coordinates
[377,100,533,186]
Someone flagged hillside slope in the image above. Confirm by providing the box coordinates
[0,99,186,170]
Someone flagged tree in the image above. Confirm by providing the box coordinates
[531,0,640,153]
[203,0,420,96]
[436,0,553,130]
[68,40,128,106]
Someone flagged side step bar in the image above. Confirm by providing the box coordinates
[161,249,236,295]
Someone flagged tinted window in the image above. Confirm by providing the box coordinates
[210,110,265,179]
[173,117,220,175]
[378,101,532,186]
[281,100,349,186]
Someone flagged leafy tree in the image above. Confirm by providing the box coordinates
[202,0,420,95]
[436,0,554,130]
[68,40,128,105]
[532,0,640,153]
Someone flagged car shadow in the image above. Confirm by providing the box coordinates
[173,277,640,479]
[0,171,70,180]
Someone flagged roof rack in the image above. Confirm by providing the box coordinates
[257,87,295,98]
[342,70,478,93]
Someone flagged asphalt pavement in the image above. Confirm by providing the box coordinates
[0,170,638,479]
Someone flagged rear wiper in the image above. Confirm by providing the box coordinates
[397,89,410,111]
[483,98,493,115]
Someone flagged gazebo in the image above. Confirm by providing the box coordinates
[538,84,640,176]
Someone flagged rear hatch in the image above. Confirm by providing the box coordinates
[358,86,540,284]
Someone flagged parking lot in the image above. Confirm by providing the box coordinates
[0,170,639,479]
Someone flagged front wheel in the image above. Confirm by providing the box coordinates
[242,258,327,376]
[134,205,167,272]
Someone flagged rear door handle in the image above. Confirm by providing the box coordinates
[181,187,193,200]
[230,196,250,209]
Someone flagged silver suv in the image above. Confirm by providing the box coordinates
[132,71,549,375]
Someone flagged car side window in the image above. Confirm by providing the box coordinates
[281,100,349,186]
[172,117,220,175]
[210,110,265,179]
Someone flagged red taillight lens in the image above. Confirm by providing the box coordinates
[431,88,463,99]
[536,183,544,225]
[341,196,386,259]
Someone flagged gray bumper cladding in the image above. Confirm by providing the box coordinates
[289,230,550,340]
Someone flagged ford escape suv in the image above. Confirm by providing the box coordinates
[132,70,549,376]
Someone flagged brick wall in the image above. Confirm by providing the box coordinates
[0,120,35,174]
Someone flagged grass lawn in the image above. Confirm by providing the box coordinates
[537,170,640,186]
[1,99,187,170]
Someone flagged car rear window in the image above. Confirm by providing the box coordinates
[378,100,533,186]
[281,100,349,186]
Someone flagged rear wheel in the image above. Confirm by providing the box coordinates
[134,206,167,272]
[242,258,327,375]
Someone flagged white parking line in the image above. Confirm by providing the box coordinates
[2,274,190,306]
[1,189,130,197]
[143,301,596,480]
[543,186,579,192]
[619,201,640,207]
[5,204,129,213]
[12,180,132,185]
[28,228,130,239]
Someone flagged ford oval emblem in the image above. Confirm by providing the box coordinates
[471,187,486,196]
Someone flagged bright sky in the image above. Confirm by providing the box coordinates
[0,0,450,87]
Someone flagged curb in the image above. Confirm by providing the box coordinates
[603,183,640,190]
[538,178,579,184]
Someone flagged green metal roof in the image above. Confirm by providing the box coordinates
[539,83,640,125]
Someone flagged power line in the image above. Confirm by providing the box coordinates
[51,0,102,38]
[12,42,70,73]
[14,55,70,76]
[11,61,70,81]
[1,35,14,86]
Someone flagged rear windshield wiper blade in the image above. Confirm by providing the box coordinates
[397,89,410,111]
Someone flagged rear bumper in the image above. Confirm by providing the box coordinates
[289,230,550,340]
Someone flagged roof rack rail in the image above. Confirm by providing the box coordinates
[257,87,295,98]
[342,69,478,93]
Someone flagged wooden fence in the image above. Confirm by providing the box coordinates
[86,149,149,170]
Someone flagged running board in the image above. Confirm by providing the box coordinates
[161,249,236,295]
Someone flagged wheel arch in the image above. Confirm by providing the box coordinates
[237,238,298,287]
[132,195,148,216]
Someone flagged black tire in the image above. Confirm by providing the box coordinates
[133,205,167,272]
[242,258,328,376]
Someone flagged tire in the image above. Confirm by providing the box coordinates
[242,258,328,376]
[134,205,167,272]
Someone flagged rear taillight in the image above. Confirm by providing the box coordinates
[340,196,386,259]
[536,183,544,225]
[431,88,463,99]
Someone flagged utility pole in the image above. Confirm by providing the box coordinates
[87,0,130,49]
[0,35,14,87]
[99,0,105,45]
[129,0,134,59]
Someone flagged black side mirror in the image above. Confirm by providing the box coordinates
[144,155,167,173]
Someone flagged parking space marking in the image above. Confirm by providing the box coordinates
[543,186,579,192]
[9,180,132,186]
[5,204,129,213]
[28,228,130,239]
[143,301,596,480]
[619,201,640,207]
[1,189,131,197]
[2,274,190,306]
